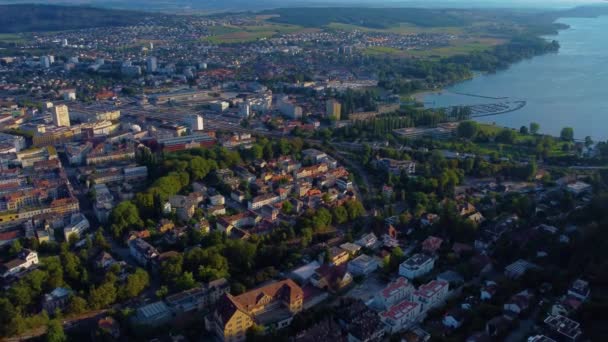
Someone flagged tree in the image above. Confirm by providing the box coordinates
[109,201,143,238]
[155,286,169,299]
[175,272,196,291]
[529,122,540,135]
[496,129,517,144]
[93,230,109,250]
[281,201,293,214]
[332,205,349,225]
[9,240,22,257]
[88,282,117,310]
[345,200,366,220]
[66,296,87,316]
[457,121,479,140]
[560,127,574,141]
[519,126,529,135]
[45,319,66,342]
[121,268,149,299]
[585,136,594,148]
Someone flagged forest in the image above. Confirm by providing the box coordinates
[0,4,164,33]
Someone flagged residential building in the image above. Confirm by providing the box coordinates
[63,213,90,241]
[326,99,341,120]
[413,280,449,314]
[93,184,114,223]
[422,236,443,254]
[504,259,540,279]
[310,264,352,293]
[248,193,280,210]
[380,300,420,333]
[209,279,303,342]
[289,261,321,284]
[347,254,378,276]
[166,278,229,315]
[42,287,72,312]
[52,105,70,127]
[355,233,378,248]
[543,315,582,342]
[1,249,39,278]
[133,301,172,326]
[327,246,349,266]
[128,238,159,267]
[567,279,590,302]
[375,277,415,310]
[399,253,435,279]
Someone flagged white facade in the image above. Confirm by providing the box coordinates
[185,114,204,131]
[399,254,435,279]
[52,105,71,127]
[380,300,420,333]
[347,254,378,276]
[375,277,415,309]
[413,280,449,314]
[146,56,158,73]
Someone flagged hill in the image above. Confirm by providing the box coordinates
[264,7,469,29]
[0,4,160,33]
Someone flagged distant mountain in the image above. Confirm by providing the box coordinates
[0,0,604,12]
[0,4,162,33]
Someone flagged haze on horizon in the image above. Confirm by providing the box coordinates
[0,0,606,11]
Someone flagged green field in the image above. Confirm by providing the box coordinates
[364,38,504,59]
[0,33,25,43]
[203,23,307,44]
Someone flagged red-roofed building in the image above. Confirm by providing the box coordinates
[375,277,415,309]
[413,280,449,313]
[422,236,443,254]
[380,300,420,333]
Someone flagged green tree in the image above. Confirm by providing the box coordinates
[88,282,117,310]
[121,268,149,299]
[496,129,517,144]
[175,272,196,291]
[519,126,529,135]
[585,136,594,148]
[457,121,479,140]
[66,296,87,316]
[530,122,540,135]
[110,201,143,238]
[345,200,366,220]
[281,201,293,214]
[332,205,349,225]
[560,127,574,141]
[45,319,66,342]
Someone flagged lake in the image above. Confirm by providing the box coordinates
[423,16,608,140]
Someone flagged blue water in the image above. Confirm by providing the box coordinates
[424,16,608,140]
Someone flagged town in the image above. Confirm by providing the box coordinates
[1,3,608,342]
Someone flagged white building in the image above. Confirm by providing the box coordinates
[93,184,114,223]
[1,249,39,278]
[380,300,420,333]
[41,56,51,69]
[146,56,158,73]
[413,280,449,314]
[63,213,91,241]
[347,254,378,276]
[375,277,415,310]
[184,114,204,132]
[277,96,302,119]
[399,253,435,279]
[52,105,71,127]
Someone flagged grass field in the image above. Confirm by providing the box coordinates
[203,23,309,44]
[0,33,25,43]
[364,37,505,59]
